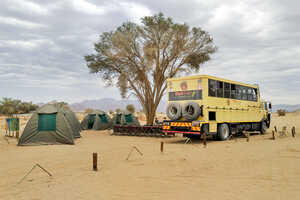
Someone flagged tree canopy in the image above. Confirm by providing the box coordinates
[0,97,39,116]
[85,13,217,124]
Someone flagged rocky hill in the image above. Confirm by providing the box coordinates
[70,98,167,112]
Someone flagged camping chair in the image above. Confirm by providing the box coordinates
[279,126,288,137]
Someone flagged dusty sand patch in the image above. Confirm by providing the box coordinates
[0,112,299,200]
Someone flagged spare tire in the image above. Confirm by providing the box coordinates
[166,102,182,120]
[182,102,201,121]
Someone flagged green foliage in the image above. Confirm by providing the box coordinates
[85,108,93,113]
[277,109,286,116]
[115,108,121,113]
[126,104,136,113]
[85,13,217,124]
[0,97,39,116]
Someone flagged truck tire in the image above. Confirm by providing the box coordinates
[166,102,182,120]
[260,121,267,134]
[218,123,230,141]
[182,102,201,121]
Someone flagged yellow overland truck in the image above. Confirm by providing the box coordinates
[162,75,271,140]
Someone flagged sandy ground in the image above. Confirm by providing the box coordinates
[0,112,299,200]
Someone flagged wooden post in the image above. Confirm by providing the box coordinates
[203,132,207,147]
[274,126,277,133]
[160,142,164,153]
[93,153,98,171]
[292,127,296,138]
[246,132,250,142]
[272,130,275,140]
[16,131,19,139]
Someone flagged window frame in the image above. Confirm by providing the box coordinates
[241,86,248,100]
[253,88,258,101]
[216,81,224,98]
[236,85,243,100]
[208,79,217,97]
[224,82,231,98]
[207,79,259,102]
[230,84,237,99]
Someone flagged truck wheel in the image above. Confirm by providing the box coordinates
[182,102,201,121]
[218,124,230,141]
[260,121,267,134]
[166,102,182,120]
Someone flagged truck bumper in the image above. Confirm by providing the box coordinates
[162,122,204,135]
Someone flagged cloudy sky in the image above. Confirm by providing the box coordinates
[0,0,299,104]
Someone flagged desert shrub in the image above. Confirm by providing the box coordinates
[0,97,38,116]
[115,108,121,113]
[277,109,286,116]
[85,108,93,113]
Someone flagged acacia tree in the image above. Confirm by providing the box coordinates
[85,13,217,124]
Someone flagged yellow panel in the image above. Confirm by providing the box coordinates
[167,75,267,125]
[209,122,217,132]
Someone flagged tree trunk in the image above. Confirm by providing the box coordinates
[142,85,166,125]
[144,97,161,125]
[146,108,156,125]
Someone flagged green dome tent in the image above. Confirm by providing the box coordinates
[18,104,80,146]
[81,110,112,130]
[112,110,140,126]
[62,109,81,138]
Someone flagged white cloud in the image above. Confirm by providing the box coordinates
[207,2,272,37]
[0,39,53,50]
[0,40,36,50]
[120,2,152,23]
[71,0,109,15]
[7,0,49,15]
[0,0,299,105]
[0,16,46,29]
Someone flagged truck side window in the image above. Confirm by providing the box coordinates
[236,85,242,100]
[217,81,223,97]
[209,112,216,121]
[242,86,248,100]
[209,79,216,97]
[224,82,230,98]
[247,88,253,101]
[253,88,258,101]
[231,84,236,99]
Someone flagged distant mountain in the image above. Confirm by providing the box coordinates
[69,99,300,113]
[70,98,167,112]
[272,104,300,112]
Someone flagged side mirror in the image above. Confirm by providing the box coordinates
[269,103,272,109]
